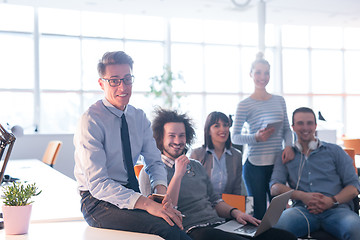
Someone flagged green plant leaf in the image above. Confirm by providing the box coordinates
[1,182,42,206]
[147,64,185,109]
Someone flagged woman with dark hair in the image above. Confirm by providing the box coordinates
[190,111,243,196]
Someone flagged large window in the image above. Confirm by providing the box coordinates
[1,3,360,144]
[282,25,360,139]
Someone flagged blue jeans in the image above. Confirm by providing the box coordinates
[274,206,360,240]
[188,225,296,240]
[80,191,191,240]
[243,160,273,220]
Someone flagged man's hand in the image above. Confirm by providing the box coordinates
[173,155,190,179]
[306,193,333,214]
[162,196,185,222]
[282,146,295,164]
[298,192,333,214]
[135,195,184,229]
[255,127,275,142]
[232,209,261,226]
[161,193,172,206]
[165,155,190,208]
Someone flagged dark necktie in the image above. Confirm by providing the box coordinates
[121,114,140,192]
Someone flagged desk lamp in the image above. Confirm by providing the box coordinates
[0,123,16,184]
[0,124,16,229]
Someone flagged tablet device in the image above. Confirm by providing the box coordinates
[265,121,283,134]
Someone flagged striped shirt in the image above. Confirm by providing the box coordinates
[232,95,293,166]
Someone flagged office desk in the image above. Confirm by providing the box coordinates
[1,221,162,240]
[0,159,162,239]
[1,159,82,223]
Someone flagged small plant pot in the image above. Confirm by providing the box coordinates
[2,204,32,235]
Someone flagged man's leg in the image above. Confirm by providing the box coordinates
[243,160,273,220]
[254,228,297,240]
[188,226,296,240]
[321,207,360,240]
[274,206,320,237]
[81,191,191,240]
[188,226,247,240]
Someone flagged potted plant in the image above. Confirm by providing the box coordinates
[1,181,41,235]
[148,65,184,109]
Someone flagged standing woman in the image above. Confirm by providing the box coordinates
[190,111,244,196]
[232,52,294,220]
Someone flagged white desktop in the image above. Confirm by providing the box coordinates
[0,159,162,240]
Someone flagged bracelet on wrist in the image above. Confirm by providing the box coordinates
[229,208,237,219]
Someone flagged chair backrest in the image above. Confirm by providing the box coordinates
[134,164,144,178]
[42,140,62,167]
[222,193,247,213]
[343,148,357,175]
[343,147,359,214]
[343,139,360,155]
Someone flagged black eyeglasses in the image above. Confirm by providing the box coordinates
[101,75,134,87]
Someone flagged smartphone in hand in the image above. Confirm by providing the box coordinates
[152,193,165,203]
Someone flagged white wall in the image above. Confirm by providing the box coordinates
[10,134,75,180]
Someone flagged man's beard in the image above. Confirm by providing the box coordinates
[163,143,185,159]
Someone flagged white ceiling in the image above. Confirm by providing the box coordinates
[4,0,360,27]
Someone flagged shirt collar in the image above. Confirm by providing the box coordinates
[161,154,175,168]
[102,98,128,118]
[206,147,232,156]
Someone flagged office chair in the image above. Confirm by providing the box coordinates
[134,164,144,178]
[344,148,357,175]
[343,139,360,155]
[42,140,62,167]
[222,193,250,214]
[343,139,360,176]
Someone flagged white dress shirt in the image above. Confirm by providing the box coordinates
[207,148,230,196]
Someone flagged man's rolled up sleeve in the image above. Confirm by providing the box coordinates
[270,154,288,188]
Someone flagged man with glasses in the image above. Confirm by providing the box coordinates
[74,51,191,240]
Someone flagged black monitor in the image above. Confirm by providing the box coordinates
[0,124,16,184]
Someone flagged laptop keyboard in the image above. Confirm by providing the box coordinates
[234,224,258,234]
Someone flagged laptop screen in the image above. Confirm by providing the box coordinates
[0,124,16,184]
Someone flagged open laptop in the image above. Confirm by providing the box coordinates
[215,189,293,237]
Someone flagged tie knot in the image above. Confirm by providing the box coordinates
[121,114,127,125]
[121,114,128,132]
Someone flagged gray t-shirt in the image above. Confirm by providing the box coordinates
[165,159,224,232]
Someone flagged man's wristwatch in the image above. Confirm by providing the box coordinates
[331,196,339,208]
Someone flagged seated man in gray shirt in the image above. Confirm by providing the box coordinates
[270,107,360,239]
[74,51,190,240]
